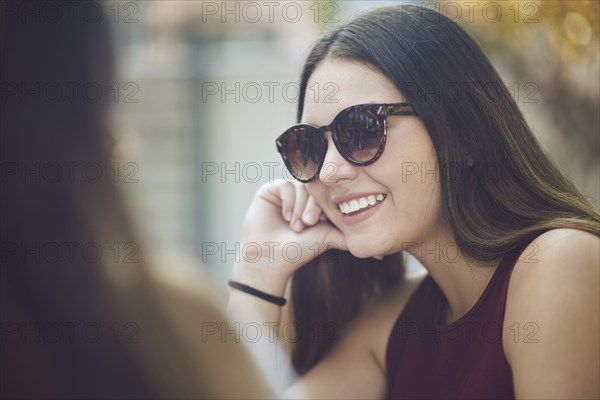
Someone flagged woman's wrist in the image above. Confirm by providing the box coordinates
[228,280,287,306]
[230,262,291,298]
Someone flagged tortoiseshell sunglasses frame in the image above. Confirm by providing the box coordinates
[275,102,418,182]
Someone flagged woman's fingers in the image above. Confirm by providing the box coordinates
[302,195,322,227]
[259,180,324,230]
[277,181,295,222]
[290,182,309,232]
[241,179,349,275]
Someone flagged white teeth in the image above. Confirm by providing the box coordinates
[338,194,386,215]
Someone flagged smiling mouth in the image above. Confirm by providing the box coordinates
[338,194,387,215]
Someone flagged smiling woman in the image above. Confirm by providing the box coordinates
[302,59,444,259]
[227,4,600,400]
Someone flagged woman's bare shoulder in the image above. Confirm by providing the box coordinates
[509,228,599,288]
[503,228,599,398]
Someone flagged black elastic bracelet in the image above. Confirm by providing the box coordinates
[228,280,287,307]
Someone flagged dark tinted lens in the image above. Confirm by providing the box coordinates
[278,126,324,181]
[334,110,384,162]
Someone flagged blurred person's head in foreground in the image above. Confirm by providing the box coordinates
[0,1,274,398]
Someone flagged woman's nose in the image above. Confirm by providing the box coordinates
[318,132,359,184]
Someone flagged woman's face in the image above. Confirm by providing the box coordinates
[304,58,447,258]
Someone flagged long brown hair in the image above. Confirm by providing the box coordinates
[289,5,600,375]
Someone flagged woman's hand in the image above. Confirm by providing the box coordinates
[235,179,348,285]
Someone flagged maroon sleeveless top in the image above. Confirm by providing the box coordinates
[386,237,541,399]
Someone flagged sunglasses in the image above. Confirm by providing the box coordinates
[275,102,418,182]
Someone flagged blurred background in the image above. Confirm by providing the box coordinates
[108,0,599,284]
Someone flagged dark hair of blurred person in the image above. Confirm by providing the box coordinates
[0,1,274,398]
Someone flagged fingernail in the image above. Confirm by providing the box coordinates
[284,211,292,222]
[292,220,304,232]
[303,211,317,224]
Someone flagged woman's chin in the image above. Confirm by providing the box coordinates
[347,243,388,259]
